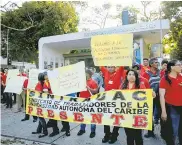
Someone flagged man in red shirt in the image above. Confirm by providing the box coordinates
[21,73,37,122]
[100,66,124,144]
[140,58,150,76]
[160,59,168,78]
[143,58,161,137]
[78,69,99,138]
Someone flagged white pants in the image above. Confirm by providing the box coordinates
[16,91,25,111]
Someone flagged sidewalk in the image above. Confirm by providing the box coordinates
[1,104,165,145]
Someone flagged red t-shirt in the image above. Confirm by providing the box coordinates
[2,74,7,86]
[23,79,28,88]
[140,76,150,89]
[125,83,146,90]
[80,78,98,98]
[160,69,165,78]
[140,65,150,76]
[35,82,43,92]
[160,74,182,106]
[101,66,124,91]
[43,80,52,94]
[18,73,27,77]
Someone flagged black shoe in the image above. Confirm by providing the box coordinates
[109,137,117,144]
[39,133,48,138]
[90,132,95,138]
[61,127,66,132]
[21,118,29,121]
[32,132,41,134]
[144,132,155,138]
[49,131,59,137]
[6,106,9,108]
[77,130,85,136]
[154,120,159,124]
[66,131,70,136]
[102,134,110,143]
[33,119,37,123]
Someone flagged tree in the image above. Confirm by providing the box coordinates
[161,1,182,59]
[1,1,79,66]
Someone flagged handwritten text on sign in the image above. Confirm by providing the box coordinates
[26,89,153,130]
[47,61,86,96]
[91,34,133,66]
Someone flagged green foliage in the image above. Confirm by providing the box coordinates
[161,1,182,59]
[1,1,79,64]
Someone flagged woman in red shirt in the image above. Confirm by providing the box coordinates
[159,60,182,145]
[122,69,156,145]
[32,73,48,138]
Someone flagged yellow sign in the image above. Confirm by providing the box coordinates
[47,61,87,96]
[26,89,153,130]
[91,34,133,66]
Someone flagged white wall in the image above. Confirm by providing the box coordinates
[39,45,64,70]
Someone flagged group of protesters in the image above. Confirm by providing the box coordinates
[1,58,182,145]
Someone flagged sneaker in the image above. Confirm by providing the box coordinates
[144,132,155,138]
[90,132,96,138]
[77,130,85,136]
[61,127,66,132]
[14,109,21,113]
[66,131,70,136]
[33,119,37,123]
[102,134,110,143]
[49,131,59,137]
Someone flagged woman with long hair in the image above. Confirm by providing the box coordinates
[32,73,48,138]
[159,60,182,145]
[121,69,156,145]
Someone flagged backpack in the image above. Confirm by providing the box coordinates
[146,70,160,93]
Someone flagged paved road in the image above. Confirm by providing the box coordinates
[1,104,166,145]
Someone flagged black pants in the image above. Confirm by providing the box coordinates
[37,117,48,134]
[13,93,16,103]
[1,86,6,103]
[104,125,119,137]
[62,121,70,131]
[5,93,12,108]
[47,119,59,133]
[124,128,143,145]
[24,94,37,120]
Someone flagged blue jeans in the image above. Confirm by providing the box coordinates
[169,106,180,137]
[80,124,96,132]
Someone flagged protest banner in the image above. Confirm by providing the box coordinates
[4,76,26,94]
[47,61,87,96]
[91,34,133,66]
[6,69,19,84]
[26,89,153,130]
[27,69,39,89]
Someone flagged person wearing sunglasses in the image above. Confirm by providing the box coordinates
[160,60,182,145]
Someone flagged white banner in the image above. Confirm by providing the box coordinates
[48,61,87,96]
[27,69,39,89]
[4,76,26,94]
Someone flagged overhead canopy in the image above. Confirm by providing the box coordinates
[39,19,170,52]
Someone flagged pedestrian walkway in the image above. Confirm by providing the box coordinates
[1,104,165,145]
